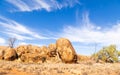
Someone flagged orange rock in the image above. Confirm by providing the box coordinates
[16,45,49,63]
[56,38,77,63]
[0,49,4,60]
[48,44,57,57]
[48,43,56,51]
[0,46,8,60]
[40,46,49,55]
[15,45,29,57]
[20,53,47,63]
[16,45,42,57]
[30,45,41,53]
[4,47,18,61]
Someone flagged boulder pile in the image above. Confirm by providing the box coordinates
[0,38,77,63]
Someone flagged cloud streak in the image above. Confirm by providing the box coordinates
[6,0,80,12]
[59,12,120,47]
[54,12,120,55]
[0,16,48,41]
[0,37,6,45]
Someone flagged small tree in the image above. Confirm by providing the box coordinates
[118,51,120,62]
[92,45,119,63]
[118,51,120,56]
[8,38,17,48]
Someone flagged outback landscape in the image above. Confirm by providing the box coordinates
[0,38,120,75]
[1,0,120,75]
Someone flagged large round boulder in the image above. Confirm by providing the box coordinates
[4,47,18,61]
[56,38,77,63]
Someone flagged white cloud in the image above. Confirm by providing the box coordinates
[59,12,120,51]
[18,42,28,45]
[35,0,51,11]
[6,0,30,11]
[0,37,6,44]
[6,0,80,12]
[18,42,44,47]
[4,32,33,40]
[53,12,120,55]
[0,16,48,41]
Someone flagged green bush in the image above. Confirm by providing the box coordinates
[118,51,120,56]
[92,45,119,63]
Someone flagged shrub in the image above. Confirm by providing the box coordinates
[92,45,119,63]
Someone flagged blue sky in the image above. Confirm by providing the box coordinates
[0,0,120,55]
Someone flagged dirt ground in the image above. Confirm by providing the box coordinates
[0,60,120,75]
[0,68,32,75]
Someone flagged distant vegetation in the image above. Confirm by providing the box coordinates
[92,45,120,63]
[7,38,17,48]
[1,37,120,63]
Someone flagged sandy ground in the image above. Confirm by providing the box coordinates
[0,60,120,75]
[0,68,32,75]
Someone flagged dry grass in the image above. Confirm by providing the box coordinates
[0,60,120,75]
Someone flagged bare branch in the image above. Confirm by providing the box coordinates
[8,38,17,48]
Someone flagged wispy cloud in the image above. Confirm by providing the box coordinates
[54,11,120,55]
[18,42,44,47]
[0,16,48,41]
[6,0,80,12]
[59,12,120,48]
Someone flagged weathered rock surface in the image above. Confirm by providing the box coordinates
[0,46,7,60]
[56,38,77,63]
[16,45,49,63]
[40,46,49,55]
[15,45,30,57]
[0,49,4,60]
[0,46,18,61]
[4,47,18,61]
[16,45,40,55]
[0,38,78,63]
[20,53,47,63]
[48,43,57,57]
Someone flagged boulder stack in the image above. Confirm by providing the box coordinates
[0,38,78,63]
[15,45,29,57]
[20,53,47,63]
